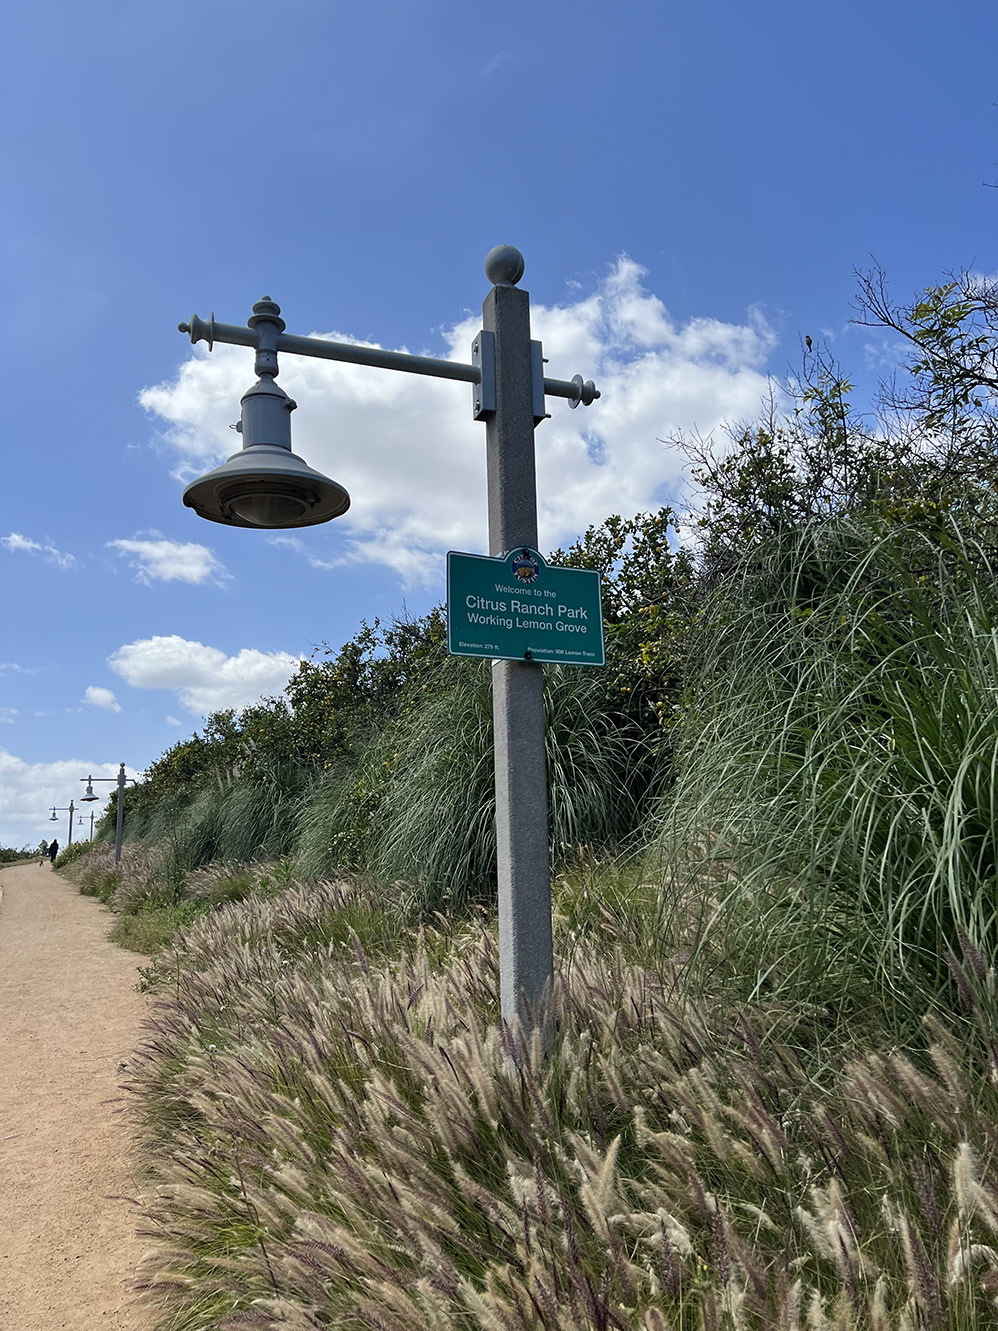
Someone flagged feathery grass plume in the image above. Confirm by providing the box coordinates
[62,841,311,952]
[122,865,998,1330]
[62,840,163,907]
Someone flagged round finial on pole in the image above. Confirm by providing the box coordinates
[484,244,525,287]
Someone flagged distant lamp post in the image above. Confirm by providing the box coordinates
[80,763,136,863]
[175,246,600,1039]
[48,800,75,847]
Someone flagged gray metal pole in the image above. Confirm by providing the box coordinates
[67,799,74,847]
[114,762,125,863]
[482,261,554,1040]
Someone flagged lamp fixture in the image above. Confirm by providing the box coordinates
[181,298,350,529]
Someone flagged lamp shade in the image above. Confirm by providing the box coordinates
[183,444,351,528]
[182,374,351,529]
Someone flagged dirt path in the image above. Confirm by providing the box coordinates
[0,862,153,1331]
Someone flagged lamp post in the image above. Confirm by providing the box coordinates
[176,246,600,1038]
[48,800,75,847]
[80,763,133,863]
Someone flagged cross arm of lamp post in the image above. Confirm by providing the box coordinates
[178,317,600,412]
[176,251,598,537]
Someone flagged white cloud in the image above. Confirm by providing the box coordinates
[266,534,338,570]
[0,707,17,725]
[108,635,301,716]
[83,685,121,713]
[107,534,228,585]
[140,258,776,587]
[2,532,74,569]
[0,753,136,850]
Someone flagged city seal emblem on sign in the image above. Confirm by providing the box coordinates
[512,551,540,584]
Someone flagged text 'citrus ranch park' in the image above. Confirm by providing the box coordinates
[446,550,605,666]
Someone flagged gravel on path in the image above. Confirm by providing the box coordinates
[0,861,153,1331]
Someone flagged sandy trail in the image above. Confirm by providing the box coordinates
[0,861,153,1330]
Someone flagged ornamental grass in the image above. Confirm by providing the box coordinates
[124,873,998,1329]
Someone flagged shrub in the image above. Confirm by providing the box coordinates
[0,844,33,864]
[109,899,210,954]
[53,839,97,870]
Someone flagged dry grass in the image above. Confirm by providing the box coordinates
[123,875,998,1330]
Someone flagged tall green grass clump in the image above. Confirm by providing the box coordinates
[125,760,313,875]
[660,512,998,1027]
[370,662,654,910]
[294,660,657,910]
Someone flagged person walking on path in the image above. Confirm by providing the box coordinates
[46,839,59,864]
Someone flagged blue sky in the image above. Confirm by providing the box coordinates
[1,0,995,847]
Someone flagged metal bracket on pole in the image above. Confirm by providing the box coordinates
[471,331,495,420]
[79,765,139,863]
[531,342,550,425]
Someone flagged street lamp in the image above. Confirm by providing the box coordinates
[80,763,135,863]
[176,245,600,1038]
[48,800,75,847]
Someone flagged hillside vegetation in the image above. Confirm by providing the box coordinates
[0,844,36,863]
[65,270,998,1328]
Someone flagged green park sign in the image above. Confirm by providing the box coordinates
[447,548,605,667]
